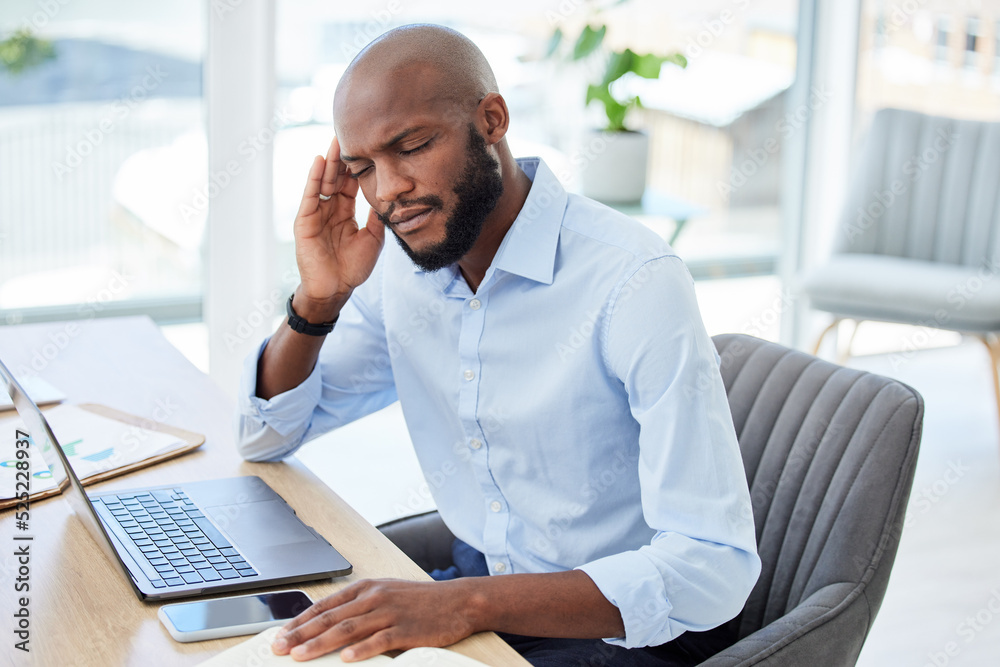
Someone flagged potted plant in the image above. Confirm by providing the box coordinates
[547,11,686,203]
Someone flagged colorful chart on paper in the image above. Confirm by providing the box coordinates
[1,404,187,500]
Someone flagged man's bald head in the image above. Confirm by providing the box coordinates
[335,24,498,122]
[329,25,528,277]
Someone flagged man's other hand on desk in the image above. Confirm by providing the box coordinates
[270,571,625,662]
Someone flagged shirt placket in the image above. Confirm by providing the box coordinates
[455,287,512,575]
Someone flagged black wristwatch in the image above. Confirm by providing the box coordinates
[286,294,337,336]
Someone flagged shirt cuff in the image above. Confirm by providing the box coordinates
[576,550,675,649]
[238,336,323,438]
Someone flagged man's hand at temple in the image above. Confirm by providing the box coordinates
[256,135,384,401]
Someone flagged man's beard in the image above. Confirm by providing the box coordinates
[377,124,504,272]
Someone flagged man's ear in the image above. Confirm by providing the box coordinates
[478,92,510,147]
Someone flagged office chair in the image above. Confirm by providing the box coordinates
[801,107,1000,436]
[379,334,923,665]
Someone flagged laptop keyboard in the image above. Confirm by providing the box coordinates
[95,488,258,589]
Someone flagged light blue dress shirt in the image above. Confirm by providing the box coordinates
[235,158,760,649]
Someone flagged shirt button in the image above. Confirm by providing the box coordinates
[494,562,506,573]
[469,439,482,450]
[490,500,502,512]
[469,299,482,310]
[463,369,475,381]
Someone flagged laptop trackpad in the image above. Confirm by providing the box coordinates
[205,500,319,549]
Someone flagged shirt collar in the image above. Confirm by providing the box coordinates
[413,157,567,289]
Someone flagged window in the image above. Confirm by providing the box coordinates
[965,16,981,70]
[275,0,800,278]
[995,19,1000,76]
[857,2,1000,124]
[935,15,951,63]
[0,2,205,323]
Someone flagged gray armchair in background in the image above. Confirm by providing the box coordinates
[802,107,1000,434]
[380,334,924,665]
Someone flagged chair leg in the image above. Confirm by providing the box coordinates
[838,319,861,365]
[812,317,843,356]
[976,334,1000,441]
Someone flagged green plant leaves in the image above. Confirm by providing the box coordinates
[0,28,55,76]
[586,83,629,132]
[630,53,666,79]
[545,28,563,59]
[548,13,688,132]
[663,53,688,69]
[572,24,606,60]
[602,50,688,84]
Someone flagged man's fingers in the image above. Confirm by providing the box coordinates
[321,136,345,198]
[364,207,385,246]
[277,585,359,640]
[283,608,387,661]
[295,155,326,220]
[279,597,369,651]
[339,628,398,663]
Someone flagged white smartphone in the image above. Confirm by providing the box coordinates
[157,589,314,643]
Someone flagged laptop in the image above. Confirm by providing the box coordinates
[0,357,352,600]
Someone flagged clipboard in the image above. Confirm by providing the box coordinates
[0,403,205,511]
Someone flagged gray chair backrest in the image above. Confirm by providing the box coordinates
[837,107,1000,267]
[713,334,923,640]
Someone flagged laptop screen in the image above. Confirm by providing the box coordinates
[0,359,140,590]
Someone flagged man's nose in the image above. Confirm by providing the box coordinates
[374,162,414,204]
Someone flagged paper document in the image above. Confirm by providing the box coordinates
[198,626,490,666]
[0,376,66,411]
[0,403,188,500]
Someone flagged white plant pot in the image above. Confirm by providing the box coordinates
[578,129,649,204]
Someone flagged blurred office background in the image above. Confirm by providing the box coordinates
[1,1,999,663]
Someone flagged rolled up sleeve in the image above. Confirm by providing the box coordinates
[577,255,761,648]
[233,258,398,462]
[234,337,325,462]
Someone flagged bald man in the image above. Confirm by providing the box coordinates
[236,25,760,666]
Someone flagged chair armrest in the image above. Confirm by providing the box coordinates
[698,583,870,666]
[377,510,456,573]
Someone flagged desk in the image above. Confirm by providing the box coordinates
[0,316,529,667]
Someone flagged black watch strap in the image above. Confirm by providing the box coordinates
[286,294,337,336]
